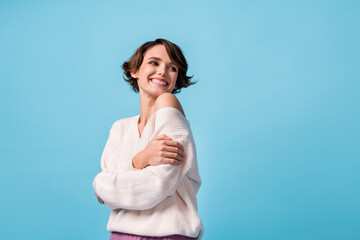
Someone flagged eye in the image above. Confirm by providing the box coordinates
[149,61,158,66]
[169,66,177,72]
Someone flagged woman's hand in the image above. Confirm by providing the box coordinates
[94,192,104,204]
[132,134,186,169]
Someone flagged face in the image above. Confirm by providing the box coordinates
[131,44,178,98]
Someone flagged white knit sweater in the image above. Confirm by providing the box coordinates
[93,107,204,239]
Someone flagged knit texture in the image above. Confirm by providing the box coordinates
[93,107,204,239]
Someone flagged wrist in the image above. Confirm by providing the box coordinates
[132,152,147,169]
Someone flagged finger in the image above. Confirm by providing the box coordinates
[155,134,165,139]
[161,157,183,165]
[164,140,186,152]
[156,134,172,140]
[163,151,185,162]
[163,146,186,159]
[178,143,186,153]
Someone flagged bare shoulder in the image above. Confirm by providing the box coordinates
[155,93,186,118]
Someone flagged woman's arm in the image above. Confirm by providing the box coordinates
[93,106,197,211]
[132,134,186,169]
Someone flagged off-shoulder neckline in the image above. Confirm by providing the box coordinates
[136,107,189,139]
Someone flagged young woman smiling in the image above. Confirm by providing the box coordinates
[93,38,204,240]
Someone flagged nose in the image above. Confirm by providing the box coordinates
[157,64,167,76]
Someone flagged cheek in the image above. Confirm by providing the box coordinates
[143,65,154,72]
[172,73,179,83]
[141,68,154,79]
[138,65,151,76]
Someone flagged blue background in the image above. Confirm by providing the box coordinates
[1,0,359,239]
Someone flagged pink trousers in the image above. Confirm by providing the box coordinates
[109,232,195,240]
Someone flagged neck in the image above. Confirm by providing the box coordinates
[138,91,157,127]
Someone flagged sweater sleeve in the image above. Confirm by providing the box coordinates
[92,107,196,211]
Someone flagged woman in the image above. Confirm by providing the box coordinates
[93,38,204,240]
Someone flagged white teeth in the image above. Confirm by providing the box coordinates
[151,79,167,86]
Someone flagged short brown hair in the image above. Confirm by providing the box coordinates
[122,38,197,94]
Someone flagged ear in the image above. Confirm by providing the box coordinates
[130,70,138,79]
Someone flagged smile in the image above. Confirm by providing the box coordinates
[150,78,168,87]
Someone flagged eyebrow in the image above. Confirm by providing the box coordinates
[147,57,175,65]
